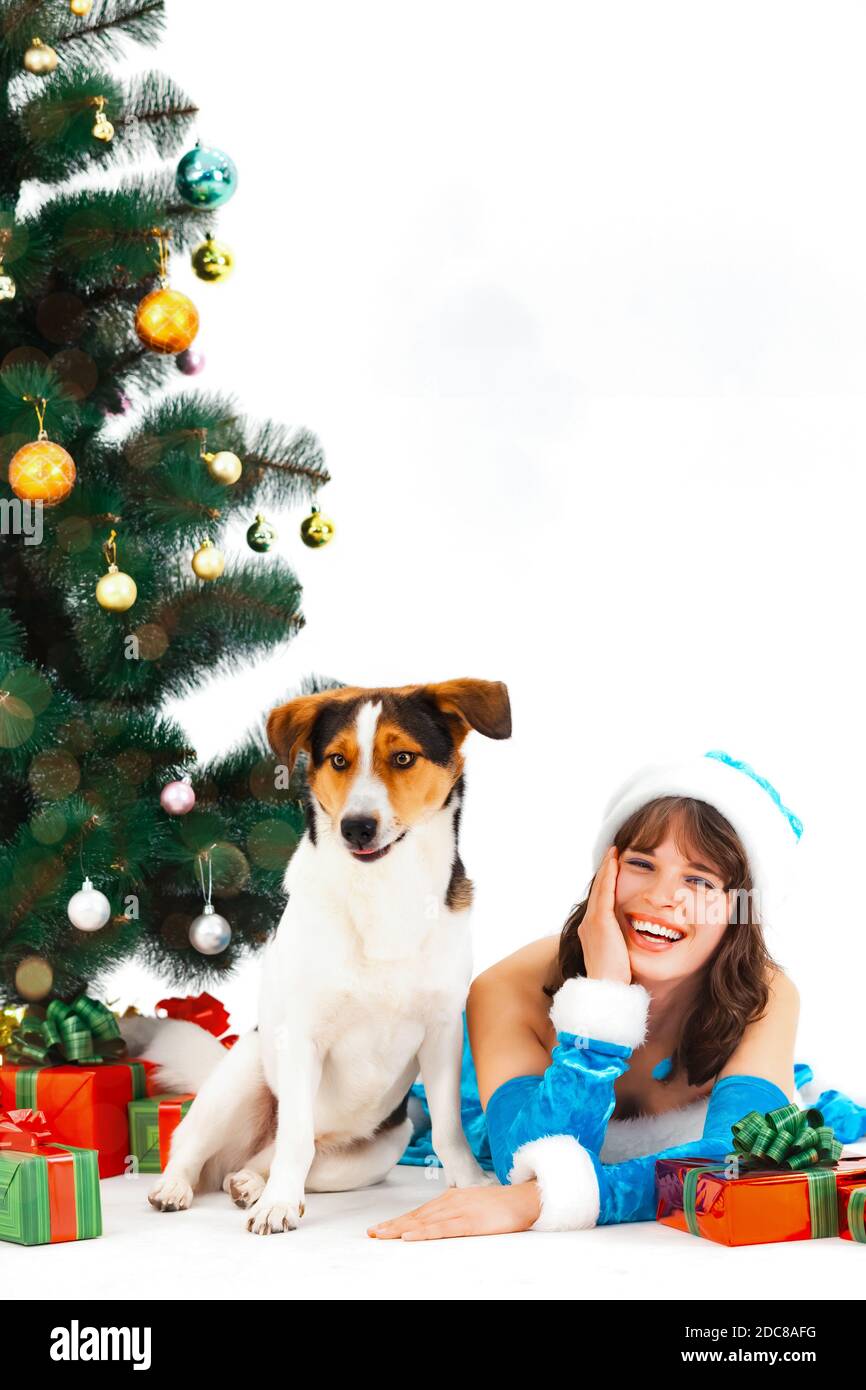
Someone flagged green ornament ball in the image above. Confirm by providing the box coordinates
[176,144,238,208]
[246,514,277,553]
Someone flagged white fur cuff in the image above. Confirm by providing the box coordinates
[549,975,650,1049]
[510,1134,601,1231]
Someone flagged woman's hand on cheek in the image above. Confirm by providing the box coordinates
[367,1180,541,1241]
[579,846,632,983]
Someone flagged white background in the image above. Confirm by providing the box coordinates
[98,1,865,1098]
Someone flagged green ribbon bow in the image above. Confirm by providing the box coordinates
[730,1101,843,1171]
[4,996,126,1066]
[683,1102,844,1241]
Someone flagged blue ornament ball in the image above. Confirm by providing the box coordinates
[176,144,238,209]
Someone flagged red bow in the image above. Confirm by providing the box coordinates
[155,992,237,1048]
[0,1107,54,1152]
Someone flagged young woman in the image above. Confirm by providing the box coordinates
[368,751,866,1240]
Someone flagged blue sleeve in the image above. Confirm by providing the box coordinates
[485,1029,633,1184]
[582,1073,791,1226]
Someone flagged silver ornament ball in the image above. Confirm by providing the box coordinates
[67,877,112,932]
[189,903,232,955]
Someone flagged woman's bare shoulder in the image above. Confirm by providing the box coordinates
[472,935,560,995]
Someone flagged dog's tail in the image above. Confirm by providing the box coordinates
[119,1015,227,1094]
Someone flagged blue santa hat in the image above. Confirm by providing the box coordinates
[592,751,803,925]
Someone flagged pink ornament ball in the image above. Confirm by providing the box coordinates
[176,348,206,375]
[160,778,196,815]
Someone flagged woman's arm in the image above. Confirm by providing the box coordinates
[371,968,802,1239]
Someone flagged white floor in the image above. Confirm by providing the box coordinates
[9,1165,864,1301]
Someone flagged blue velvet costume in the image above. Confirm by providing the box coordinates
[400,1008,866,1228]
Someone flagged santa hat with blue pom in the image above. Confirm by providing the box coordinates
[592,750,803,926]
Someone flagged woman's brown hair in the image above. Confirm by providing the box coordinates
[544,796,779,1087]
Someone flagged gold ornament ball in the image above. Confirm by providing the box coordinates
[92,111,114,143]
[204,449,243,485]
[300,506,336,548]
[135,287,199,355]
[23,38,58,75]
[0,270,16,302]
[15,955,54,1002]
[70,0,94,14]
[96,566,137,612]
[192,539,225,581]
[9,440,76,506]
[191,236,234,283]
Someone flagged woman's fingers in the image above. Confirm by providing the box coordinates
[601,845,619,919]
[400,1218,478,1242]
[367,1192,463,1238]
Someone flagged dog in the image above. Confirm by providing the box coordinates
[147,677,512,1233]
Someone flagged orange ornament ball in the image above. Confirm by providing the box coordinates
[135,287,199,354]
[9,440,77,506]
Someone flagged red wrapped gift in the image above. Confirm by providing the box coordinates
[655,1103,866,1247]
[0,1059,157,1179]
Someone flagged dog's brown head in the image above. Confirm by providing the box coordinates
[266,679,511,862]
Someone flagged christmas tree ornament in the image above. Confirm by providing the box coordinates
[135,230,199,354]
[191,537,225,580]
[176,142,238,209]
[0,259,16,301]
[8,397,76,506]
[23,38,58,75]
[160,776,196,815]
[246,513,277,552]
[95,529,137,612]
[67,877,112,932]
[191,234,234,283]
[300,504,336,548]
[70,0,94,14]
[90,95,114,143]
[176,347,205,375]
[189,854,231,955]
[189,904,231,955]
[203,448,242,485]
[14,956,54,1002]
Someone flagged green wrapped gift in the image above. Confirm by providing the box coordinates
[128,1092,194,1173]
[0,1108,101,1246]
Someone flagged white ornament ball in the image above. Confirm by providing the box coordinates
[160,777,196,815]
[67,877,112,932]
[189,904,231,955]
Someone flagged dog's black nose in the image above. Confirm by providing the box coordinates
[341,816,378,849]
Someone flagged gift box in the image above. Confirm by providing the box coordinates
[655,1103,866,1247]
[128,1093,194,1174]
[836,1164,866,1243]
[0,1059,158,1179]
[0,1109,101,1245]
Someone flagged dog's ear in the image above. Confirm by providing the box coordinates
[425,679,512,743]
[266,694,324,776]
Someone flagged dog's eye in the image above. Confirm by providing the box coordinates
[329,753,349,770]
[393,751,416,769]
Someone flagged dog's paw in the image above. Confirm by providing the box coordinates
[443,1155,494,1189]
[148,1174,193,1212]
[223,1168,266,1209]
[245,1190,305,1235]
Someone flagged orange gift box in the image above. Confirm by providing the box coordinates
[656,1153,866,1246]
[0,1060,158,1179]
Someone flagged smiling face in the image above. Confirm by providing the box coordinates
[266,679,511,863]
[607,797,753,986]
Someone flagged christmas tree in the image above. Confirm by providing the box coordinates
[0,0,332,1020]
